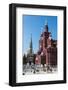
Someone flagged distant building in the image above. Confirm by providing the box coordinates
[26,34,34,65]
[35,21,57,67]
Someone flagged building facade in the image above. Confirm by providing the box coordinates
[35,22,57,67]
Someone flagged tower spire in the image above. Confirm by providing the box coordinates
[45,19,48,25]
[30,34,33,54]
[44,19,48,32]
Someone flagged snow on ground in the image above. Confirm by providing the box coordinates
[22,64,57,75]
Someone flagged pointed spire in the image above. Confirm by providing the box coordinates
[44,19,48,32]
[30,33,33,54]
[45,19,48,25]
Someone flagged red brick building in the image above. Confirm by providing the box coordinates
[35,22,57,67]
